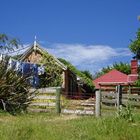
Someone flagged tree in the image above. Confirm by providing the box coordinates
[93,62,131,79]
[0,34,19,51]
[81,70,93,80]
[129,28,140,58]
[112,62,131,75]
[128,28,140,86]
[0,34,33,114]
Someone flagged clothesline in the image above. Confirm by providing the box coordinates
[0,55,46,88]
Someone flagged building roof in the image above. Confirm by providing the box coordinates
[19,42,67,70]
[93,69,129,89]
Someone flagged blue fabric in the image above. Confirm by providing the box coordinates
[11,60,17,70]
[33,64,38,76]
[32,76,39,88]
[22,63,31,76]
[7,59,41,88]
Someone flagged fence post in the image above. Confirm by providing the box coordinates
[95,90,101,117]
[128,85,131,95]
[56,87,61,115]
[117,85,122,110]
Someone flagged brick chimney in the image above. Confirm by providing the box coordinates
[128,59,138,83]
[131,59,138,74]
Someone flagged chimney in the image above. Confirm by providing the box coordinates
[128,59,138,83]
[131,59,138,74]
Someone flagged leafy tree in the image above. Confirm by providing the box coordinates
[128,29,140,86]
[129,28,140,58]
[39,52,63,87]
[0,34,19,51]
[93,62,131,79]
[0,34,33,114]
[81,70,93,80]
[112,62,131,74]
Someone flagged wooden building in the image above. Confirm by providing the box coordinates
[18,40,79,96]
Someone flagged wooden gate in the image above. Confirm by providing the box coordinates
[28,87,61,114]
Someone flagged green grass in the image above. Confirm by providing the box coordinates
[0,111,140,140]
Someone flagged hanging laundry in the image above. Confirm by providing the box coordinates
[33,64,38,76]
[15,61,22,72]
[7,58,16,70]
[38,65,45,75]
[22,62,32,76]
[6,57,43,88]
[7,58,12,69]
[0,54,3,62]
[32,76,39,88]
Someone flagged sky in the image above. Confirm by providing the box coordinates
[1,0,140,74]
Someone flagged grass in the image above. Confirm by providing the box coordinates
[0,111,140,140]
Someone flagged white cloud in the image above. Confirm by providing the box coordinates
[47,43,132,67]
[8,42,132,74]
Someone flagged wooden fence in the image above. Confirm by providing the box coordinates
[28,87,61,114]
[61,96,95,115]
[95,85,140,117]
[28,88,95,115]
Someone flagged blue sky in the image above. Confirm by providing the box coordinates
[1,0,140,74]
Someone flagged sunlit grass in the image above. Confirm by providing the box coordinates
[0,111,140,140]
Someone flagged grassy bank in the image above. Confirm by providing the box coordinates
[0,112,140,140]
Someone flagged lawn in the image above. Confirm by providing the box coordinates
[0,111,140,140]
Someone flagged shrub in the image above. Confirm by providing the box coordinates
[0,60,33,115]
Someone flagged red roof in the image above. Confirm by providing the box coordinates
[93,69,128,89]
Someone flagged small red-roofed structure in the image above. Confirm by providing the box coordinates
[93,69,128,89]
[93,60,139,89]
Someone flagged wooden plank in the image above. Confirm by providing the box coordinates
[62,109,94,115]
[102,92,116,97]
[100,88,116,91]
[37,88,57,94]
[27,108,50,113]
[33,95,56,100]
[122,100,140,106]
[29,87,60,94]
[81,103,95,106]
[122,94,140,100]
[102,99,117,104]
[30,102,56,107]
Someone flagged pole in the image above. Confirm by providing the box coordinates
[56,87,61,115]
[117,85,122,110]
[95,90,101,117]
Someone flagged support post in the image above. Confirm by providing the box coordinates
[95,90,101,117]
[56,87,61,115]
[117,85,122,110]
[128,85,131,95]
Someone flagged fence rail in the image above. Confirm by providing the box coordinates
[102,92,140,107]
[28,87,95,115]
[95,86,140,117]
[28,87,61,114]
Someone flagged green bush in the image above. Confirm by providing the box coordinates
[116,104,134,122]
[0,61,33,114]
